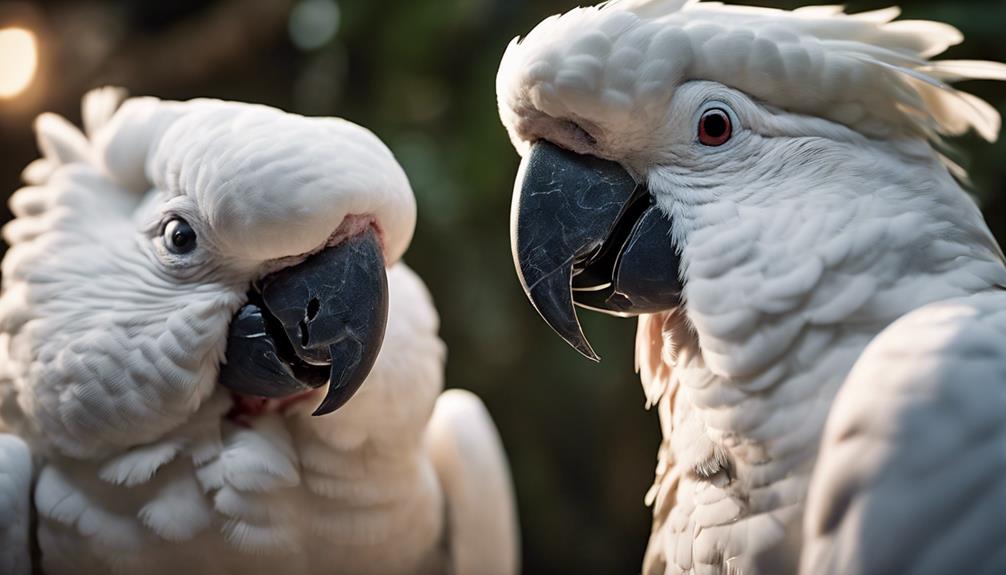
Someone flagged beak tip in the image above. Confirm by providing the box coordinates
[571,339,601,363]
[311,403,337,417]
[551,322,601,362]
[311,374,363,417]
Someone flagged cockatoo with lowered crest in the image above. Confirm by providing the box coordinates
[0,88,518,575]
[498,0,1006,573]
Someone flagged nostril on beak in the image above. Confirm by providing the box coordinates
[299,298,321,347]
[306,298,321,321]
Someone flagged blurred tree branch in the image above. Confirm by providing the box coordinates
[97,0,294,91]
[39,0,294,112]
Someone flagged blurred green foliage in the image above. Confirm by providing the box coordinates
[0,0,1004,572]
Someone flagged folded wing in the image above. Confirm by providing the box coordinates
[802,291,1006,575]
[426,389,520,575]
[0,434,33,575]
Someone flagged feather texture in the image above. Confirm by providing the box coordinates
[802,292,1006,575]
[499,2,1006,573]
[0,435,32,575]
[498,0,1006,165]
[426,389,520,575]
[0,89,518,574]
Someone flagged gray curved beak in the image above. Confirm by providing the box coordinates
[511,141,681,361]
[219,227,388,416]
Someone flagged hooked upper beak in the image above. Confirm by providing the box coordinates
[510,141,682,361]
[219,227,388,416]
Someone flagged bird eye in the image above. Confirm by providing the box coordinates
[163,218,197,254]
[698,108,732,147]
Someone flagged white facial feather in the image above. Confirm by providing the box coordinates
[147,103,415,264]
[0,92,417,458]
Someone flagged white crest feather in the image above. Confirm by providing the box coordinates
[81,86,128,138]
[498,0,1006,148]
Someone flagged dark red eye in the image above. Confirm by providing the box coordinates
[698,108,732,146]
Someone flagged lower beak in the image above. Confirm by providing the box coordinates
[511,141,681,361]
[219,227,389,416]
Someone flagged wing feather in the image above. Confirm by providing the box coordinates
[425,389,519,575]
[801,291,1006,575]
[0,434,33,575]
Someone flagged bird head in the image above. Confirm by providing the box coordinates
[499,0,1006,373]
[0,91,415,457]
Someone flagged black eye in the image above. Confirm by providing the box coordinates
[163,218,197,254]
[698,108,733,146]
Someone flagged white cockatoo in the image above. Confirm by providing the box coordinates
[0,88,518,575]
[498,1,1006,573]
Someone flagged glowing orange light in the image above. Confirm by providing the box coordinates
[0,27,38,99]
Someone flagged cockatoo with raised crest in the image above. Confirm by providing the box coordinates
[0,88,518,575]
[498,0,1006,573]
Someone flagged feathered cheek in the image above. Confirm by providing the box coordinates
[20,298,237,458]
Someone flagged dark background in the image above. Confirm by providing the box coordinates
[0,0,1003,572]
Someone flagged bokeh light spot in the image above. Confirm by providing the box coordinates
[0,28,37,99]
[288,0,340,52]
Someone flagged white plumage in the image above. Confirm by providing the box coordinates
[0,88,518,574]
[0,435,32,575]
[498,1,1006,573]
[497,0,1006,155]
[801,292,1006,575]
